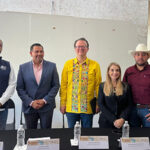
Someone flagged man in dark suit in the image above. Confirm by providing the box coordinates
[17,43,60,129]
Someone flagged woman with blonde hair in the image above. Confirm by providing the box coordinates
[98,62,132,128]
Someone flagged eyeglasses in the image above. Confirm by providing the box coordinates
[75,46,87,49]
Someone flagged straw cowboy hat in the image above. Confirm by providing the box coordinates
[129,43,150,56]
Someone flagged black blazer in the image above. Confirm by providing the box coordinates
[98,82,132,126]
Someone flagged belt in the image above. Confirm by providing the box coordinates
[136,104,150,109]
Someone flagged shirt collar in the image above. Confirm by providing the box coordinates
[74,57,89,65]
[32,60,43,66]
[134,63,149,71]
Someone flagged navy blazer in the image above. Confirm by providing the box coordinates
[98,82,132,126]
[17,60,60,114]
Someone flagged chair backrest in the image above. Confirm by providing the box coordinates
[63,114,65,128]
[20,111,27,129]
[5,99,15,109]
[5,99,15,130]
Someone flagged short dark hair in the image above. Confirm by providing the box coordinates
[30,43,44,52]
[74,37,89,48]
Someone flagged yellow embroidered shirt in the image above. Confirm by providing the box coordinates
[60,58,102,114]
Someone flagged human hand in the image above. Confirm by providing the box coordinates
[31,101,41,109]
[95,105,100,114]
[36,99,45,107]
[31,99,45,109]
[114,118,125,129]
[145,112,150,122]
[60,106,66,114]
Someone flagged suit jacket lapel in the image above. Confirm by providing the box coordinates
[39,60,48,86]
[29,61,38,86]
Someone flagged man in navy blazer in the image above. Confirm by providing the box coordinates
[17,43,60,129]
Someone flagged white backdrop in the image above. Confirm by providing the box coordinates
[0,12,138,128]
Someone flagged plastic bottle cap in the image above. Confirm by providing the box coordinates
[76,121,79,124]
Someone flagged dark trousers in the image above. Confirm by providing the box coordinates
[99,116,114,128]
[0,109,8,130]
[24,109,54,129]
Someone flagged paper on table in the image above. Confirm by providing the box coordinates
[26,137,59,150]
[48,139,59,150]
[27,137,50,145]
[79,136,109,149]
[0,142,3,150]
[121,137,150,150]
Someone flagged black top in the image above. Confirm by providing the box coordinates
[0,57,10,98]
[98,82,133,127]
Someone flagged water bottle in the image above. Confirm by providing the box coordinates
[74,121,81,142]
[122,121,129,137]
[17,124,25,147]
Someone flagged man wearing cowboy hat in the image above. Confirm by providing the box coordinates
[123,43,150,127]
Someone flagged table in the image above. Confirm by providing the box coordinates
[0,128,150,150]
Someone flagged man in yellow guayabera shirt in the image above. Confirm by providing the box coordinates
[60,37,102,128]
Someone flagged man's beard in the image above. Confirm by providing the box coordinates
[136,62,147,66]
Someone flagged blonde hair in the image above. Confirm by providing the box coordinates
[0,39,2,44]
[104,62,123,96]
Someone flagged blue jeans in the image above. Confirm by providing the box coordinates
[66,112,93,128]
[0,109,8,130]
[129,106,150,127]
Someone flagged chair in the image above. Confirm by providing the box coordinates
[63,114,65,128]
[62,114,68,128]
[20,111,27,129]
[5,99,16,130]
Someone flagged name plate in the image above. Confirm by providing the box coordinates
[26,137,59,150]
[79,136,109,149]
[121,137,150,150]
[0,142,3,150]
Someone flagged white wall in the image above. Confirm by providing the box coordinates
[0,12,138,128]
[0,0,148,43]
